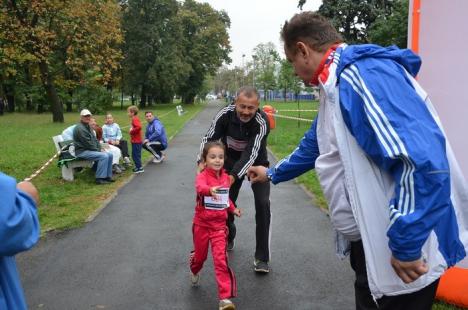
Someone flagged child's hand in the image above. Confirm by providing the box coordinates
[233,208,241,217]
[210,186,220,197]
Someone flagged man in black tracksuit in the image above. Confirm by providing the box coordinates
[197,86,271,273]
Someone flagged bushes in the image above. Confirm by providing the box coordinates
[73,85,113,114]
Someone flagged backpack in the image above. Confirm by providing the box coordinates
[57,140,77,167]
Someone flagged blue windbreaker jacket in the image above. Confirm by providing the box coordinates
[145,118,168,149]
[268,44,465,265]
[0,173,40,309]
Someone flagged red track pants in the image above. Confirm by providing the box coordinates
[190,224,237,299]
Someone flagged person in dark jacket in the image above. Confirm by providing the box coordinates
[73,109,114,184]
[197,86,272,273]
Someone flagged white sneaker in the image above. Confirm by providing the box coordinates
[152,154,165,164]
[190,272,200,287]
[219,299,235,310]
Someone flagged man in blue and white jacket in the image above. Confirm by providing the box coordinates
[248,12,468,310]
[143,111,168,164]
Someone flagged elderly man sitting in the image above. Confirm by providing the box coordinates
[73,109,114,184]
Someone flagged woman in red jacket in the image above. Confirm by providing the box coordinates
[190,141,241,310]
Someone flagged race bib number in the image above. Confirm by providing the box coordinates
[204,188,229,210]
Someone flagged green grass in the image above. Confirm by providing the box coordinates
[263,100,466,310]
[264,100,327,210]
[0,102,204,232]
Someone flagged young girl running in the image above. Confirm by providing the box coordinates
[190,141,241,310]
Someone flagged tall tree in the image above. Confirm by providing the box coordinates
[0,0,123,121]
[252,42,279,101]
[277,59,301,102]
[122,0,187,106]
[368,0,408,48]
[318,0,394,44]
[177,0,231,104]
[299,0,407,46]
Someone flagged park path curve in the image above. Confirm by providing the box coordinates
[18,101,354,310]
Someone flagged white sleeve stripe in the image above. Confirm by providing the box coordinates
[343,68,414,216]
[349,66,416,216]
[344,67,415,216]
[350,64,416,215]
[342,67,415,217]
[197,106,235,161]
[238,114,267,177]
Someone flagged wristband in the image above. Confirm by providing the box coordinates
[266,170,273,182]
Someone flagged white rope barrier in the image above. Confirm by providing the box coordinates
[23,146,67,182]
[276,109,318,112]
[265,112,313,123]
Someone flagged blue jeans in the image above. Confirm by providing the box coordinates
[77,150,113,179]
[132,143,142,169]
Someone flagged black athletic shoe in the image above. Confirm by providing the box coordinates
[227,239,235,251]
[254,259,270,273]
[105,177,115,182]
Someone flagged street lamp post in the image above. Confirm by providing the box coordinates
[252,55,257,88]
[242,54,245,86]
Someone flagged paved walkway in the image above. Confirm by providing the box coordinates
[18,101,354,310]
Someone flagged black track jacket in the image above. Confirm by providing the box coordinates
[198,104,270,181]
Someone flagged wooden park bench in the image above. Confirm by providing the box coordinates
[52,135,94,181]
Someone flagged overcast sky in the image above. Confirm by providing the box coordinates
[195,0,322,68]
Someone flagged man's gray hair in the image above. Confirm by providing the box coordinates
[236,86,259,100]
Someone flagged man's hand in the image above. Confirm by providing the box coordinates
[247,166,268,183]
[17,181,40,205]
[391,256,428,284]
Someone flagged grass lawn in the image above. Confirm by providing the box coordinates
[264,100,327,210]
[0,102,204,233]
[263,100,465,310]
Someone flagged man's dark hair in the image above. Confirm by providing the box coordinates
[145,111,153,116]
[281,12,343,54]
[236,86,259,101]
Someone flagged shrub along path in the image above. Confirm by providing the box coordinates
[18,101,354,309]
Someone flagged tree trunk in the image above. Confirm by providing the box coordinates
[66,89,73,112]
[39,61,63,122]
[182,94,195,104]
[140,85,147,108]
[24,65,34,111]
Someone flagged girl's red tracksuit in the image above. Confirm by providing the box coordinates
[190,167,237,300]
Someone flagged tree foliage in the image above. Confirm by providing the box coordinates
[368,0,408,48]
[298,0,408,47]
[121,0,231,106]
[252,42,279,100]
[177,0,231,104]
[122,0,187,106]
[0,0,123,121]
[277,59,302,101]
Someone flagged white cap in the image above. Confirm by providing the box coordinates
[80,109,92,116]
